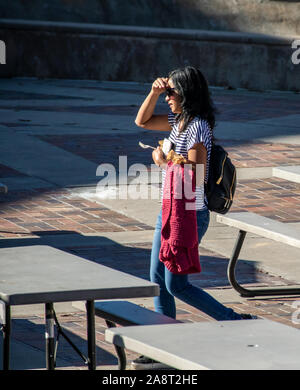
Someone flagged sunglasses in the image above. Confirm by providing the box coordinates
[165,87,176,97]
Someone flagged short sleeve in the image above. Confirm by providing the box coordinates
[187,119,204,151]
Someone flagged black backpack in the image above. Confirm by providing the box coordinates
[204,143,236,214]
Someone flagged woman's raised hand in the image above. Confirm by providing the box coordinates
[151,77,168,95]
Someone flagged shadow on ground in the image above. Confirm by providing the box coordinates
[0,230,264,288]
[0,317,118,369]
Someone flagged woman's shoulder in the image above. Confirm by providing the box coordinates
[188,116,210,135]
[186,116,212,147]
[192,116,210,128]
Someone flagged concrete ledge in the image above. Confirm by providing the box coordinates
[0,18,298,45]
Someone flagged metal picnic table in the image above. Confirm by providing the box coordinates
[0,245,159,370]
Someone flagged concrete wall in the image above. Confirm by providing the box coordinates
[0,0,299,35]
[1,19,299,92]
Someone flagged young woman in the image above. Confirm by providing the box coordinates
[133,66,255,369]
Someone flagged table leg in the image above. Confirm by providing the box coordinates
[228,230,300,297]
[86,300,96,370]
[2,304,11,370]
[105,320,127,370]
[45,303,55,370]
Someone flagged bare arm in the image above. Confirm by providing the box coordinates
[135,78,171,131]
[188,143,207,186]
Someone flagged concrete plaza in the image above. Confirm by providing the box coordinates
[0,78,300,369]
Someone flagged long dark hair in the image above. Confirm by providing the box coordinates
[168,66,217,134]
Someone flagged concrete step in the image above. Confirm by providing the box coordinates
[2,0,299,35]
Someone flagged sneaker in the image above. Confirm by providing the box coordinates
[131,355,171,370]
[240,313,258,320]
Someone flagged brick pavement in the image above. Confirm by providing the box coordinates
[232,177,300,222]
[223,141,300,168]
[1,140,300,240]
[0,186,153,238]
[4,83,299,121]
[36,134,300,168]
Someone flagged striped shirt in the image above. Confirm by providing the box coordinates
[161,111,212,210]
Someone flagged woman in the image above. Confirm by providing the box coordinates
[133,67,255,369]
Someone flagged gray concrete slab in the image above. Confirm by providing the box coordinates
[250,114,300,128]
[0,126,99,187]
[80,187,161,228]
[0,108,137,130]
[273,165,300,183]
[0,176,56,191]
[0,78,145,101]
[236,167,273,180]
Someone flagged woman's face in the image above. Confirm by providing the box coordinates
[165,78,182,114]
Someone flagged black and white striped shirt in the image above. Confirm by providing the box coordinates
[161,111,212,210]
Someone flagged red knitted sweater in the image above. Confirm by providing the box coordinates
[159,161,201,274]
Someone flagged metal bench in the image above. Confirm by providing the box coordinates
[217,212,300,297]
[89,300,180,369]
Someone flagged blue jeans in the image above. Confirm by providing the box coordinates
[150,208,242,320]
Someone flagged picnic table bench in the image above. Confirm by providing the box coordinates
[73,300,180,369]
[92,300,180,369]
[216,212,300,297]
[105,319,300,370]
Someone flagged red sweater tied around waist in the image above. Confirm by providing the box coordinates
[159,161,201,275]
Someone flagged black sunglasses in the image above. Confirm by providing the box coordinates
[165,87,176,97]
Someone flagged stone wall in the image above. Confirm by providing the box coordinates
[1,19,299,91]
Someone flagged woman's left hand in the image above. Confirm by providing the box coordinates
[152,146,166,167]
